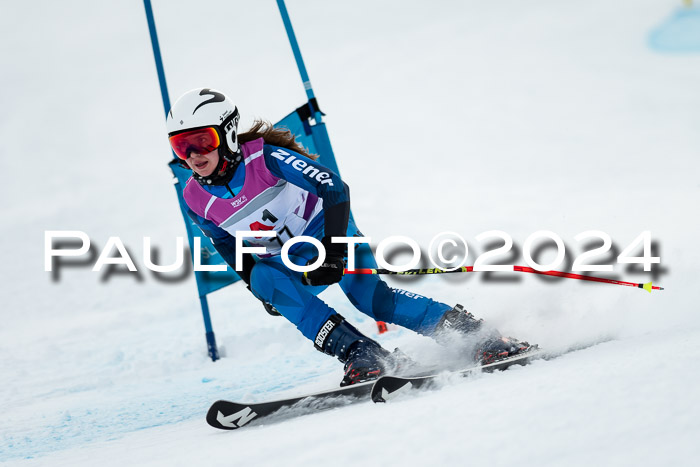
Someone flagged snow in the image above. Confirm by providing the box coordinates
[1,0,700,465]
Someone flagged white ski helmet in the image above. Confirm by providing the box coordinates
[166,87,241,158]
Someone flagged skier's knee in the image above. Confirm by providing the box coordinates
[369,280,396,321]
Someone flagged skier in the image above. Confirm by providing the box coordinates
[167,88,531,386]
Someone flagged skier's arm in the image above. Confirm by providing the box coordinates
[263,146,349,286]
[262,146,350,241]
[186,209,255,285]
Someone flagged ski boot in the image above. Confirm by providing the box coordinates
[341,342,413,386]
[475,335,533,365]
[314,314,412,386]
[434,304,533,364]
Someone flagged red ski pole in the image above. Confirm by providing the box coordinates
[344,266,664,293]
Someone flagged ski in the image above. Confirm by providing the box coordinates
[370,348,542,402]
[205,353,533,430]
[207,339,612,429]
[370,340,610,402]
[206,380,374,430]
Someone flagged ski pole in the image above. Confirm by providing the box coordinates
[344,266,664,293]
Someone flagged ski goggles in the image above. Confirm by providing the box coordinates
[168,127,221,160]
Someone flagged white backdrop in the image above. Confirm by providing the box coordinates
[1,1,699,465]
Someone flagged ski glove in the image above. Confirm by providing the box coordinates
[302,238,346,286]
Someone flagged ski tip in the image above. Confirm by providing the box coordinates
[205,404,230,430]
[642,282,653,293]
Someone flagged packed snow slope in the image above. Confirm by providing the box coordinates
[1,0,699,465]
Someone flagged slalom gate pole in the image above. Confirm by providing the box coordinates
[143,0,219,361]
[276,0,318,112]
[344,266,664,293]
[143,0,170,117]
[277,0,386,333]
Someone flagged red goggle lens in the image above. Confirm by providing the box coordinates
[168,127,221,160]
